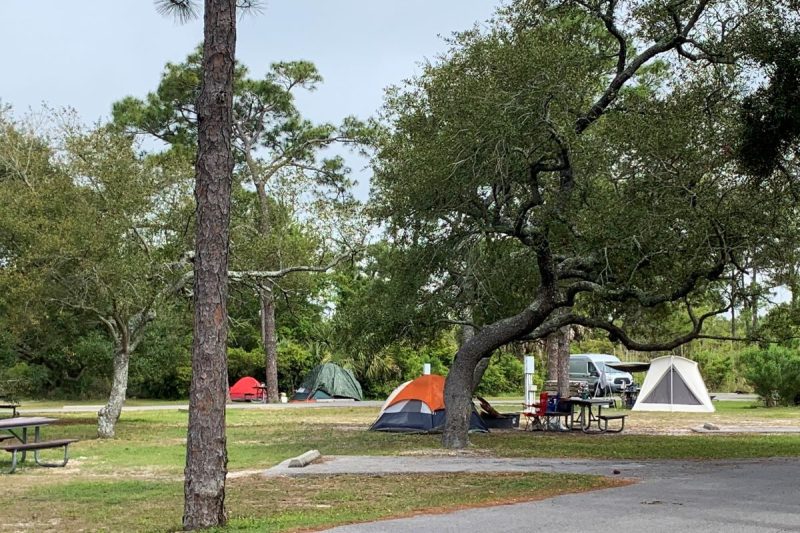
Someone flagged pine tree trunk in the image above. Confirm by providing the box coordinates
[556,328,570,398]
[750,267,758,332]
[261,289,279,403]
[97,347,130,439]
[183,0,236,529]
[545,333,559,382]
[544,327,570,405]
[730,278,736,339]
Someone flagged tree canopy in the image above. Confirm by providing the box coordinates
[370,0,800,447]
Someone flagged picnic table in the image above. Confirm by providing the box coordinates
[0,403,20,417]
[0,416,78,473]
[568,397,627,433]
[620,383,640,409]
[254,385,269,402]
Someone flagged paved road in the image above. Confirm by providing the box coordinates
[266,456,800,533]
[18,392,755,415]
[18,400,384,414]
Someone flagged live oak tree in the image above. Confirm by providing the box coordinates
[64,128,192,439]
[0,114,191,438]
[738,12,800,317]
[372,0,798,449]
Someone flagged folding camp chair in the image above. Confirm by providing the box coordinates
[522,391,548,431]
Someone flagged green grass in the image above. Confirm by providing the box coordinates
[8,473,620,533]
[16,402,800,470]
[476,432,800,459]
[0,400,798,532]
[14,398,190,409]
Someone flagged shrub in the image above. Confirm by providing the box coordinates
[692,350,733,392]
[476,351,524,396]
[129,322,192,399]
[227,346,264,384]
[0,362,50,400]
[276,340,317,395]
[740,346,800,406]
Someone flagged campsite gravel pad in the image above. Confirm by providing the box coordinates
[265,455,658,477]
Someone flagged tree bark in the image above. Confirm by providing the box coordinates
[261,288,279,403]
[97,347,130,439]
[254,180,270,235]
[545,333,559,382]
[252,146,279,404]
[557,349,570,397]
[750,267,758,332]
[461,316,489,391]
[545,326,570,396]
[96,311,152,439]
[443,347,479,449]
[183,0,236,529]
[556,328,570,398]
[472,357,491,391]
[443,296,553,449]
[730,278,736,339]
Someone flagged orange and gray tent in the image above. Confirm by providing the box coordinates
[370,374,488,433]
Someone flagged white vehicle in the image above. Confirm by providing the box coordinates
[569,353,633,393]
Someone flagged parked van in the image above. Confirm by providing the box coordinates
[569,354,633,393]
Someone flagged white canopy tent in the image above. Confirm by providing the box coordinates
[632,355,715,413]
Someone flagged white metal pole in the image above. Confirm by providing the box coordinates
[524,355,535,406]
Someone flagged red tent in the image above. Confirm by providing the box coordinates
[229,376,264,402]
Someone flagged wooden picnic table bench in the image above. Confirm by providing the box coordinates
[2,439,79,473]
[0,403,20,417]
[569,397,627,433]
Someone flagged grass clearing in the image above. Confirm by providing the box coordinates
[0,473,623,533]
[0,400,798,532]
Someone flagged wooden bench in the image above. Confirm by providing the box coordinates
[2,439,79,473]
[597,414,627,433]
[0,403,20,417]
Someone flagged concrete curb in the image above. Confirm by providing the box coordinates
[692,425,800,433]
[289,449,321,468]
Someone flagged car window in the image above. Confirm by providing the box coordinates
[569,360,585,373]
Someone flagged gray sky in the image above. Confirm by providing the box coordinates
[2,1,500,196]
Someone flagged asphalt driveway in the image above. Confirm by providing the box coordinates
[266,456,800,533]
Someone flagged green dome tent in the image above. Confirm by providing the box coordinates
[291,362,363,401]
